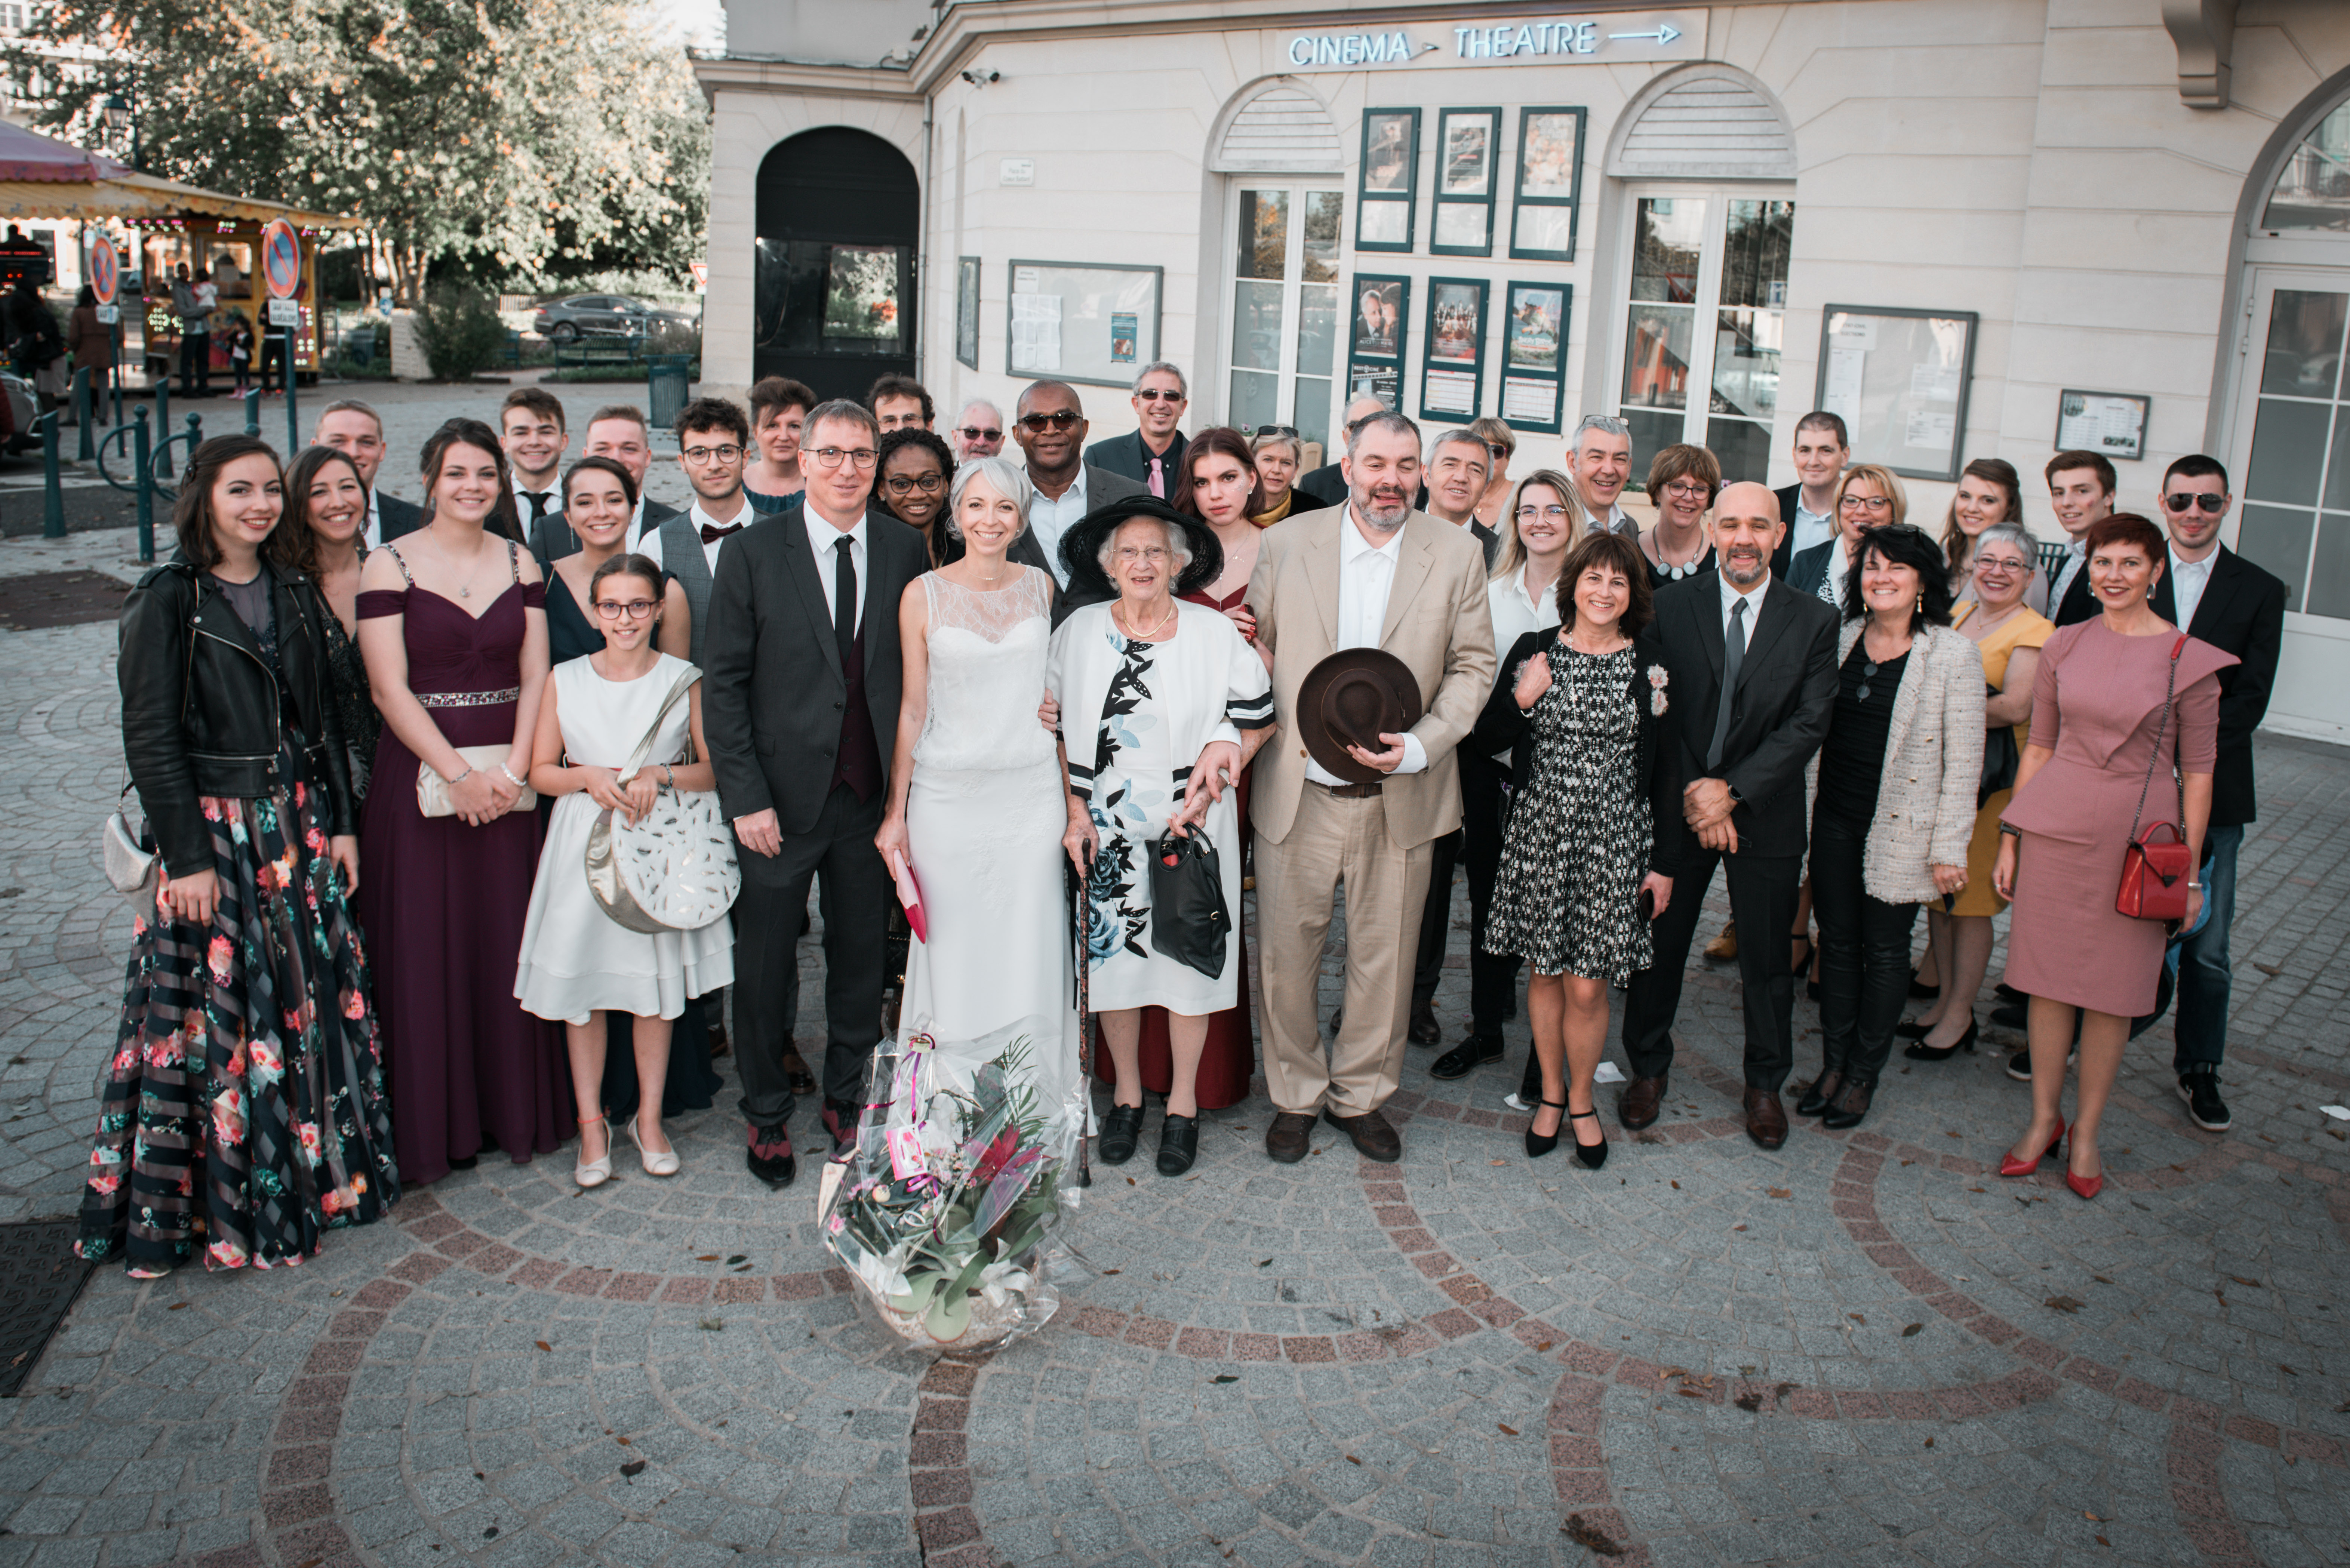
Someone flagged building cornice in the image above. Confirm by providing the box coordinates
[689,53,926,109]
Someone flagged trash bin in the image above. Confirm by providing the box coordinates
[646,354,692,433]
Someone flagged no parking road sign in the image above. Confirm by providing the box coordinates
[261,218,301,300]
[87,236,118,305]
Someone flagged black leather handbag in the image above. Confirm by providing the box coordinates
[1149,827,1230,980]
[1978,689,2021,808]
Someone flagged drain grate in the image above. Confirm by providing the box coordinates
[1,570,132,631]
[0,1220,93,1396]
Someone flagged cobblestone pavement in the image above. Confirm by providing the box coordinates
[1,529,2346,1568]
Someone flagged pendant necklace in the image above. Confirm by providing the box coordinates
[1116,598,1176,640]
[1652,531,1706,580]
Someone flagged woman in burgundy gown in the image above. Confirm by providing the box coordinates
[1088,426,1267,1111]
[355,419,573,1182]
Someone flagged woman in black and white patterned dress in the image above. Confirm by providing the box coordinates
[1477,532,1683,1168]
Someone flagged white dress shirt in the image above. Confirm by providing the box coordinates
[1790,497,1835,557]
[362,487,384,551]
[2049,536,2088,611]
[1025,466,1090,586]
[2169,543,2217,633]
[802,501,869,634]
[1720,570,1766,653]
[512,472,562,529]
[1305,512,1430,786]
[642,498,752,578]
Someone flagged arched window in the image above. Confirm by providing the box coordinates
[754,127,919,397]
[1212,81,1344,449]
[2261,98,2350,234]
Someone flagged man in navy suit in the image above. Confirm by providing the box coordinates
[1084,361,1190,499]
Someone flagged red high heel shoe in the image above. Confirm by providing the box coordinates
[2065,1137,2103,1200]
[1998,1117,2066,1178]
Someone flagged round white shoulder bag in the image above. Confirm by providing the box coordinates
[583,665,741,933]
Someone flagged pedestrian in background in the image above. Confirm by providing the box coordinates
[85,434,397,1273]
[68,284,110,424]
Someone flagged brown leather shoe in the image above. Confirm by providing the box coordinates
[1703,922,1738,961]
[1323,1107,1402,1163]
[1618,1074,1668,1130]
[1744,1087,1788,1150]
[1408,1000,1442,1045]
[1265,1111,1317,1164]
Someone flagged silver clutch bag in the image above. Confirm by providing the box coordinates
[102,803,160,908]
[417,744,539,818]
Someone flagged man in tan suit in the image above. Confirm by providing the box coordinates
[1247,411,1497,1164]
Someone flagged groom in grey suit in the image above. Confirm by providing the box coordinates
[702,398,929,1188]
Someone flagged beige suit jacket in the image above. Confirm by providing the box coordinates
[1247,502,1497,849]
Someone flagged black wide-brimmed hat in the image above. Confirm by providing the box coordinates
[1057,496,1225,601]
[1297,648,1425,784]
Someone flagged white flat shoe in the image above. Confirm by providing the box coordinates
[629,1116,680,1177]
[575,1113,613,1189]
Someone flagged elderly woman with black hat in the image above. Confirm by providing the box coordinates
[1050,499,1276,1176]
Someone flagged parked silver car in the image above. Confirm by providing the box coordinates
[531,293,693,342]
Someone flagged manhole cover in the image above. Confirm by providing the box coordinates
[0,1220,92,1396]
[1,570,132,631]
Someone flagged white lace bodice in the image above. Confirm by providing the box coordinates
[914,569,1058,771]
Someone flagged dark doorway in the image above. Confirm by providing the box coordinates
[754,127,919,400]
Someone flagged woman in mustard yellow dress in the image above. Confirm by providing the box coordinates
[1900,523,2052,1059]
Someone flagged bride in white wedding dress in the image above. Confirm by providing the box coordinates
[874,458,1084,1147]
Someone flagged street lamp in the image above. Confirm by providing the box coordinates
[99,86,139,170]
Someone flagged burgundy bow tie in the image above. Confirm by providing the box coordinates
[700,521,744,544]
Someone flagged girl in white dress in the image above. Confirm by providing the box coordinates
[874,457,1084,1149]
[516,554,732,1186]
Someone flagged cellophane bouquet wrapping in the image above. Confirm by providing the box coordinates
[821,1022,1085,1351]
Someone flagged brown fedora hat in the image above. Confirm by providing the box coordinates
[1297,648,1424,784]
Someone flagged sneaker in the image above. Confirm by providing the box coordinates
[2178,1069,2232,1132]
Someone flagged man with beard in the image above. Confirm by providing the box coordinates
[1618,481,1838,1150]
[1247,410,1496,1166]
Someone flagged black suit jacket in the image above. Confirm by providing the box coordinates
[1647,572,1841,865]
[2051,561,2096,628]
[376,492,425,544]
[1085,428,1187,491]
[701,510,929,836]
[1771,484,1802,579]
[1785,539,1836,601]
[2146,547,2282,827]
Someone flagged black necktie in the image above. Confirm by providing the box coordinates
[1707,597,1747,772]
[523,490,553,523]
[833,536,858,673]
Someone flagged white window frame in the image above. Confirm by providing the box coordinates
[1219,178,1345,451]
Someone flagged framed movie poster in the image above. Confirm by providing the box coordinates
[955,256,981,369]
[1509,107,1586,262]
[1812,304,1979,482]
[1432,107,1500,258]
[1498,281,1571,434]
[1347,273,1410,414]
[1420,275,1488,423]
[1356,108,1419,254]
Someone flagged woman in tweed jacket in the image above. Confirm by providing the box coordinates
[1796,524,1984,1129]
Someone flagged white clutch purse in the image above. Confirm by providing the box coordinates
[418,745,538,818]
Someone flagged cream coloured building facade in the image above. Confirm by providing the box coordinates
[696,1,2350,741]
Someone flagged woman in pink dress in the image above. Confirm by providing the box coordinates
[1993,513,2235,1199]
[356,419,573,1183]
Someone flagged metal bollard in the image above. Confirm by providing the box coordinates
[133,405,154,563]
[72,367,92,460]
[40,411,63,538]
[185,410,202,460]
[244,386,260,437]
[110,321,123,426]
[283,325,299,453]
[154,378,171,478]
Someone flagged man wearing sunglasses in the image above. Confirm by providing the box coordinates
[1085,361,1191,499]
[1295,395,1429,512]
[702,398,930,1190]
[1013,379,1147,588]
[2135,455,2282,1133]
[951,398,1005,460]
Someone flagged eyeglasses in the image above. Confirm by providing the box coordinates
[1253,424,1299,438]
[807,446,878,471]
[1114,546,1172,563]
[1973,554,2028,575]
[1134,388,1185,403]
[1516,504,1571,521]
[883,472,946,495]
[1017,410,1082,432]
[2164,493,2227,514]
[957,426,1001,443]
[681,444,742,464]
[593,599,659,620]
[1839,494,1894,512]
[1487,443,1512,459]
[1660,480,1711,500]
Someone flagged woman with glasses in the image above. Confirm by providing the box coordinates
[1050,500,1274,1174]
[876,427,958,566]
[516,554,730,1185]
[1791,464,1906,606]
[1940,458,2044,614]
[1637,444,1719,590]
[1900,522,2052,1060]
[1468,416,1517,533]
[1248,426,1302,527]
[1794,524,1983,1131]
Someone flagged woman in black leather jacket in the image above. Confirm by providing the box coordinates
[80,434,400,1276]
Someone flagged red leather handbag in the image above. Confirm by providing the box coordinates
[2115,635,2193,924]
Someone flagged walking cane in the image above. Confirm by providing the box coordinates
[1071,845,1094,1188]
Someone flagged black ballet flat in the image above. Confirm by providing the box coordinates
[1569,1110,1609,1170]
[1795,1070,1844,1118]
[1098,1103,1145,1165]
[1821,1078,1876,1131]
[1156,1114,1199,1177]
[1903,1018,1979,1062]
[1526,1098,1566,1158]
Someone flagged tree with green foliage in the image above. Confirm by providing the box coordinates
[12,0,710,301]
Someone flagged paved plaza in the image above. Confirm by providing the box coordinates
[0,527,2345,1568]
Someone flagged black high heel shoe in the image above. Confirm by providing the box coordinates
[1902,1017,1979,1062]
[1795,1069,1844,1118]
[1568,1110,1609,1170]
[1526,1098,1566,1158]
[1821,1077,1876,1131]
[1156,1113,1199,1176]
[1098,1103,1145,1165]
